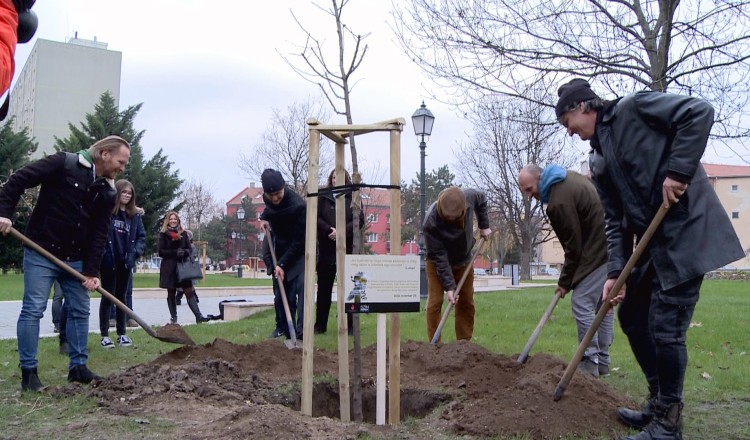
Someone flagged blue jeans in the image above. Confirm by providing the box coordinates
[18,248,90,370]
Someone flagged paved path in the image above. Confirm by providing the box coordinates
[0,281,553,340]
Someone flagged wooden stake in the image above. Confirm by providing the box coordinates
[388,128,402,425]
[334,142,351,422]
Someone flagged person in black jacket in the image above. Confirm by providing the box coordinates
[98,180,145,348]
[260,168,306,340]
[555,78,744,440]
[158,211,208,324]
[315,169,365,334]
[0,135,130,391]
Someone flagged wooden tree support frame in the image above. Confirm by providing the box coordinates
[302,118,405,424]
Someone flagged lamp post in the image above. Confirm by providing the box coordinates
[256,231,265,277]
[236,207,245,278]
[411,101,435,299]
[231,231,236,268]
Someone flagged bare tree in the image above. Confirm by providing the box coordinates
[179,178,222,242]
[393,0,750,159]
[455,95,575,279]
[239,98,332,191]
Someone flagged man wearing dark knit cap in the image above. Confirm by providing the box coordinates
[555,78,743,440]
[423,186,491,342]
[259,168,307,340]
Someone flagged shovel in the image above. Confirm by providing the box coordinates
[9,227,195,345]
[431,236,486,345]
[553,205,669,401]
[517,290,562,364]
[265,229,301,350]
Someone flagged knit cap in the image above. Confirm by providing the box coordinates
[555,78,599,118]
[261,169,285,193]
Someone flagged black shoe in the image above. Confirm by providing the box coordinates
[599,364,610,376]
[618,396,657,430]
[21,368,45,392]
[270,328,284,338]
[196,316,210,324]
[59,341,69,355]
[621,402,682,440]
[67,365,101,384]
[577,358,600,378]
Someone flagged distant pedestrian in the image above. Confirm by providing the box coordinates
[0,135,130,390]
[98,180,145,348]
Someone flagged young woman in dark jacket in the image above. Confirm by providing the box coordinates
[315,169,364,334]
[158,211,207,324]
[98,180,146,348]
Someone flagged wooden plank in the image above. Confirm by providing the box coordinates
[376,313,387,425]
[301,128,320,416]
[388,128,402,425]
[334,142,351,422]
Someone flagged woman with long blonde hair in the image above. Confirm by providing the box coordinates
[158,211,207,323]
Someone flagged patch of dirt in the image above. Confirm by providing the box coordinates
[52,339,634,439]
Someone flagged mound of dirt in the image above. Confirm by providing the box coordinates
[57,339,634,439]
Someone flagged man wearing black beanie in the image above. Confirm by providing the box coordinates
[555,79,743,440]
[259,168,306,340]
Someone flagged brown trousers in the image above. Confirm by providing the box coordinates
[425,259,475,342]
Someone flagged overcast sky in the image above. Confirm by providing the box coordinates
[12,0,483,206]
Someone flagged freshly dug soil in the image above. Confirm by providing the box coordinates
[56,339,634,439]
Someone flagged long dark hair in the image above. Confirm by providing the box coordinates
[113,179,137,217]
[326,169,352,187]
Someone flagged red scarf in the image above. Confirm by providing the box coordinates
[167,226,182,241]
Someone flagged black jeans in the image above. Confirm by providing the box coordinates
[315,264,336,332]
[618,262,702,404]
[99,264,131,337]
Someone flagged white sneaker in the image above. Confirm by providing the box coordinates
[100,337,114,348]
[117,335,133,347]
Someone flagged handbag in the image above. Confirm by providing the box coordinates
[176,256,203,282]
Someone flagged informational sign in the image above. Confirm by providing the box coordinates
[344,254,420,313]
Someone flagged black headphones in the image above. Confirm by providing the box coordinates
[13,0,38,43]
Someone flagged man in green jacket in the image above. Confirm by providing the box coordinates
[518,164,613,378]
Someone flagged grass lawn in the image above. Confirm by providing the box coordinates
[0,280,747,439]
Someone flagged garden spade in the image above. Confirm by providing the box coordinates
[9,227,195,345]
[265,229,301,350]
[431,236,486,345]
[553,205,669,401]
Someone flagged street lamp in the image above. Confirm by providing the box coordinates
[256,231,265,277]
[236,207,245,278]
[231,231,236,268]
[412,101,435,299]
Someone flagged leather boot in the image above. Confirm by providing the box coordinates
[622,402,683,440]
[618,395,657,429]
[187,295,209,324]
[167,296,178,323]
[21,367,44,392]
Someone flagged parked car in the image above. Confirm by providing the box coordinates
[547,268,560,276]
[473,268,488,276]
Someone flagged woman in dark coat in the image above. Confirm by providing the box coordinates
[158,211,207,324]
[315,169,365,334]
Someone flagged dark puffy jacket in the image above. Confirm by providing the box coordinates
[589,91,744,291]
[316,191,365,266]
[101,212,146,270]
[260,186,306,281]
[423,188,489,291]
[0,152,116,276]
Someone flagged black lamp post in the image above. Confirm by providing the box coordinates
[236,207,245,278]
[411,101,435,299]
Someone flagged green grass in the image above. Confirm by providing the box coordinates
[0,280,747,439]
[0,272,272,301]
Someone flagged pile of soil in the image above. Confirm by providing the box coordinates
[55,339,635,439]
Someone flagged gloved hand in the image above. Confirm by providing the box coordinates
[176,248,185,258]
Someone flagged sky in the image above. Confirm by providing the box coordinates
[11,0,479,207]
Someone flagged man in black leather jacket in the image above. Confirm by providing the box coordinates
[0,135,130,391]
[555,79,743,440]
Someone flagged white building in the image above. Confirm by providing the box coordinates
[7,36,122,157]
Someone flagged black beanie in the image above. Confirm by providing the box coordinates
[555,79,599,118]
[261,169,285,193]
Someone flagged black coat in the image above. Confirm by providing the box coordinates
[158,230,193,289]
[0,152,115,276]
[260,186,306,281]
[589,91,744,291]
[316,191,365,266]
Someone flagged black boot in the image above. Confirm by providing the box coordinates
[187,295,209,324]
[167,296,178,323]
[618,395,658,429]
[67,365,101,384]
[21,368,44,392]
[622,402,683,440]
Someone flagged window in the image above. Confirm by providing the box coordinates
[386,214,390,224]
[731,185,738,192]
[367,213,379,223]
[367,233,378,242]
[732,211,739,219]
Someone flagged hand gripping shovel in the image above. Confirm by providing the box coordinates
[9,227,195,345]
[517,289,563,364]
[265,229,301,350]
[553,205,669,401]
[431,236,486,345]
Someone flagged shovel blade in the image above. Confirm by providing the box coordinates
[283,339,301,350]
[155,323,196,345]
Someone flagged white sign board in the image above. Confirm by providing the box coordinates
[344,254,420,313]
